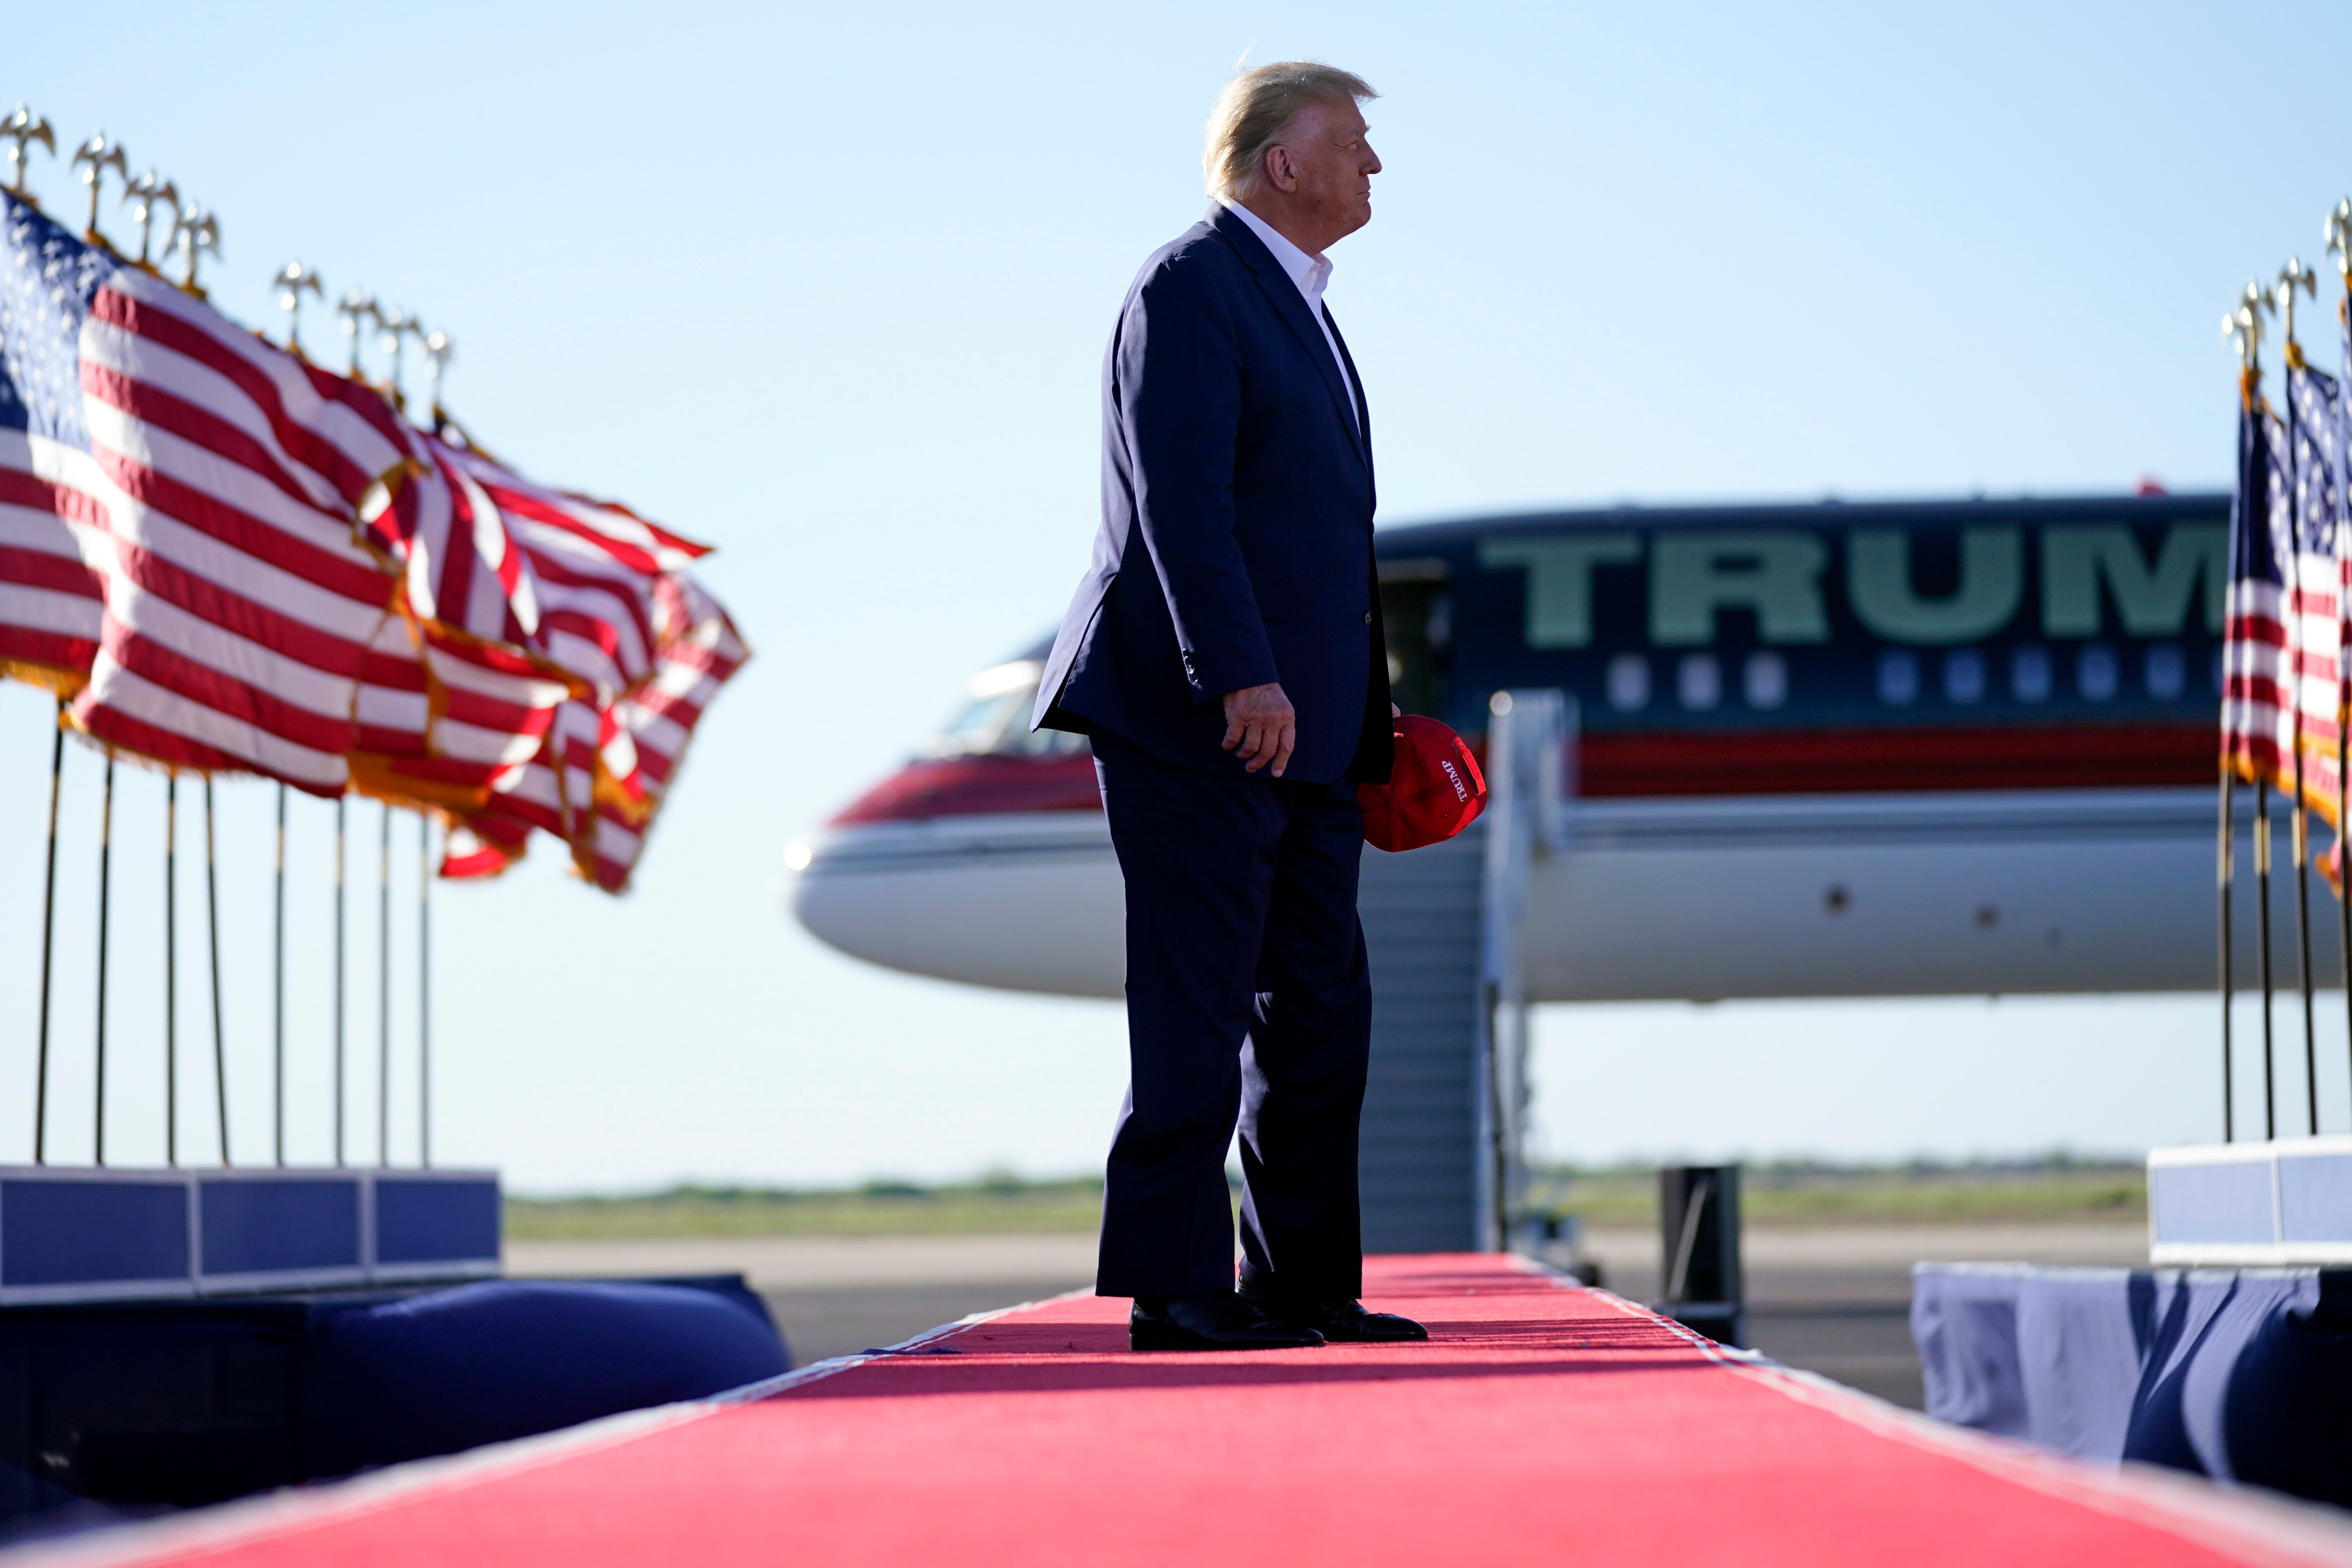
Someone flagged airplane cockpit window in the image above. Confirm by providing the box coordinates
[924,660,1088,759]
[938,689,1028,751]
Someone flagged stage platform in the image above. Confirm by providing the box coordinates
[26,1254,2352,1568]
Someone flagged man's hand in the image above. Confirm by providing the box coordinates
[1222,682,1297,776]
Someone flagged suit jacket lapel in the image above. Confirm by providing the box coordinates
[1209,205,1369,471]
[1323,303,1374,504]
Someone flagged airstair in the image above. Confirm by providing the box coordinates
[1357,690,1570,1253]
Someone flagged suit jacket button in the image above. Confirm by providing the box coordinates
[1363,611,1373,625]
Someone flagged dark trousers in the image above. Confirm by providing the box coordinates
[1091,728,1372,1301]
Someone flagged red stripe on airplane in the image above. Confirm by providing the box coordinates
[1576,723,2215,797]
[830,753,1103,824]
[827,723,2221,824]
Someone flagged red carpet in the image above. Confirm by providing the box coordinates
[53,1255,2352,1568]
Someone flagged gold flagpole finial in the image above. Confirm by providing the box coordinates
[1,106,53,198]
[336,290,381,378]
[2277,258,2318,351]
[422,330,454,427]
[376,306,421,409]
[121,171,177,267]
[2225,280,2271,373]
[164,201,219,298]
[70,133,127,244]
[273,261,323,354]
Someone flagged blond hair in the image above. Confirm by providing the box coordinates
[1203,61,1377,200]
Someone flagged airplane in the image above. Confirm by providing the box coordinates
[787,491,2307,1003]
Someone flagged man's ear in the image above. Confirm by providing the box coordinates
[1264,145,1299,194]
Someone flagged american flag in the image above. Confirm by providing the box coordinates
[2227,345,2352,899]
[0,190,410,792]
[0,196,107,693]
[2224,371,2292,788]
[2285,356,2347,837]
[371,437,745,891]
[0,189,747,891]
[2230,369,2286,785]
[438,555,749,892]
[348,442,575,812]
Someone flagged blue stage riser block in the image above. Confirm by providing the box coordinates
[375,1177,501,1270]
[2279,1152,2352,1244]
[0,1168,501,1305]
[2147,1139,2352,1266]
[199,1178,363,1282]
[0,1177,191,1297]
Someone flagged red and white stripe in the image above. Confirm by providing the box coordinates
[350,616,575,812]
[441,698,598,880]
[0,432,106,689]
[2226,410,2300,792]
[443,445,709,576]
[346,433,613,813]
[604,574,748,811]
[436,444,674,701]
[360,435,540,649]
[2291,549,2344,757]
[351,436,670,812]
[2222,573,2288,780]
[442,575,747,892]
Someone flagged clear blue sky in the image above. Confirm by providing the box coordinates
[3,0,2347,1191]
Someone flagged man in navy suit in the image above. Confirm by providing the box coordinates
[1034,62,1427,1352]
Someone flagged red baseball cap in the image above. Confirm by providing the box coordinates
[1358,715,1488,852]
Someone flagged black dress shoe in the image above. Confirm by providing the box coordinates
[1241,1288,1430,1343]
[1130,1290,1327,1351]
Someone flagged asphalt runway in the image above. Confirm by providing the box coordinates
[510,1222,2150,1406]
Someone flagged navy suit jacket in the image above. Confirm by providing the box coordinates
[1033,204,1394,786]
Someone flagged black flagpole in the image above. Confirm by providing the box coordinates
[205,776,230,1165]
[2221,767,2237,1142]
[95,753,114,1166]
[272,782,287,1167]
[379,802,392,1166]
[2261,779,2279,1137]
[166,775,177,1166]
[2296,731,2319,1134]
[419,813,431,1168]
[2231,321,2280,1142]
[34,699,64,1165]
[335,797,347,1166]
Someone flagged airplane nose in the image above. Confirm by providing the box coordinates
[784,751,1124,998]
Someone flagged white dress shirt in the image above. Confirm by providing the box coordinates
[1219,198,1359,433]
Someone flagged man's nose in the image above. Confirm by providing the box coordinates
[1363,142,1382,174]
